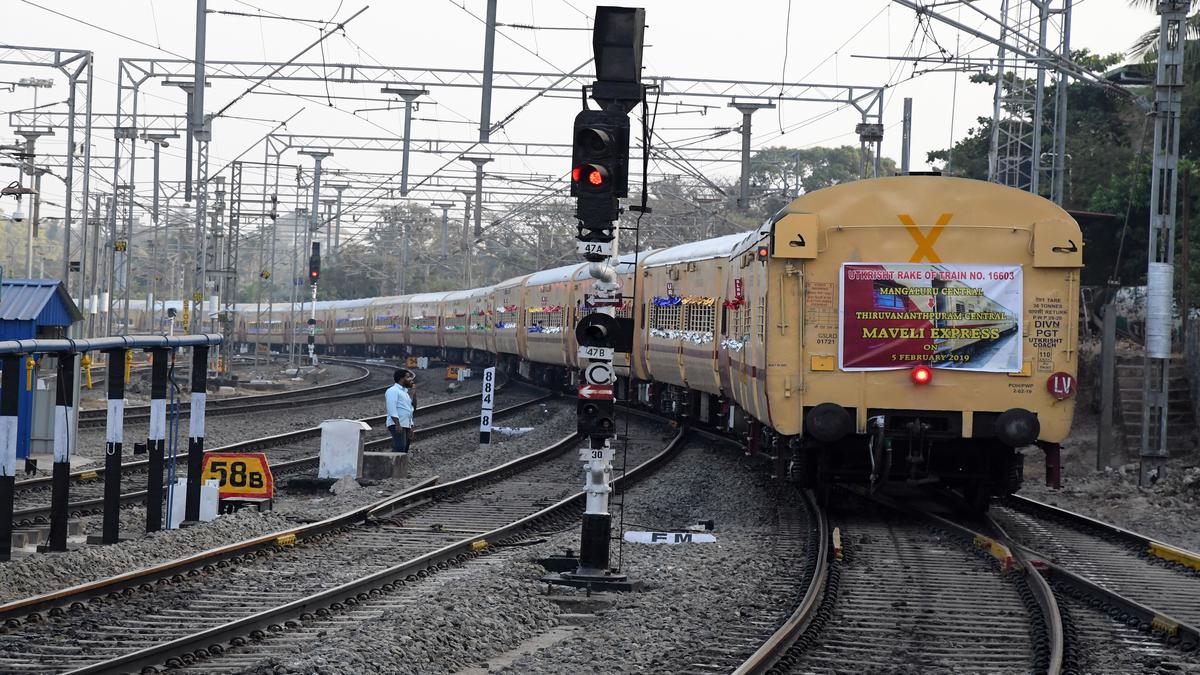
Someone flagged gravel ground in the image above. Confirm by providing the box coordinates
[236,435,795,675]
[0,396,574,605]
[1019,409,1200,552]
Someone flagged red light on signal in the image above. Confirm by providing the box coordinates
[756,245,769,261]
[911,364,932,385]
[573,164,609,190]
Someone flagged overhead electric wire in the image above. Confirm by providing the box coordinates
[209,9,331,25]
[210,6,368,121]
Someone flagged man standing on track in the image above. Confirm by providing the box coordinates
[385,368,415,453]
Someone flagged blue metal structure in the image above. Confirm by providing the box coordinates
[0,280,83,459]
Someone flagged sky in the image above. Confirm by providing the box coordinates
[0,0,1163,231]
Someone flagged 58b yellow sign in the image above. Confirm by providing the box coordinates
[200,452,274,499]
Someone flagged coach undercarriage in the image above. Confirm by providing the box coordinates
[585,377,1028,510]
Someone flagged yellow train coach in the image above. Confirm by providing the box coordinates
[703,176,1082,505]
[222,176,1080,507]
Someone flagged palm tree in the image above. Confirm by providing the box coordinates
[1128,0,1200,57]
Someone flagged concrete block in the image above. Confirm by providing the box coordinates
[15,528,46,547]
[362,451,408,480]
[319,419,370,480]
[168,478,220,529]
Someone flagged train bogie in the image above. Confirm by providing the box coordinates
[522,263,583,368]
[752,176,1082,497]
[330,298,373,348]
[467,286,495,357]
[491,274,530,358]
[370,295,410,348]
[441,290,474,359]
[639,234,742,397]
[407,292,448,352]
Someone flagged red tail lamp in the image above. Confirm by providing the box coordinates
[911,364,933,385]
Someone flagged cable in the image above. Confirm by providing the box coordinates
[1111,116,1153,285]
[210,9,330,25]
[165,350,181,529]
[148,0,163,50]
[211,6,368,121]
[447,0,568,74]
[616,83,658,572]
[777,0,794,134]
[946,10,962,173]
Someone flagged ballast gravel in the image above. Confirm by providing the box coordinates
[231,437,792,674]
[0,397,575,605]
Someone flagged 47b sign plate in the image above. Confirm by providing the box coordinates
[200,452,274,499]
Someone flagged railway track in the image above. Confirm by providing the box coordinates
[9,384,547,528]
[647,427,828,675]
[74,359,384,430]
[10,359,479,508]
[737,491,1061,674]
[0,411,684,674]
[989,494,1200,665]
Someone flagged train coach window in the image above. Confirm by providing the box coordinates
[651,303,682,330]
[685,304,714,334]
[757,297,767,340]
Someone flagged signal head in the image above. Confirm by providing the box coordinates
[572,164,610,193]
[575,126,613,155]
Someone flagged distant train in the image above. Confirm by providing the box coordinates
[127,176,1084,507]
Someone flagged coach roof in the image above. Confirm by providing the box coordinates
[642,233,747,269]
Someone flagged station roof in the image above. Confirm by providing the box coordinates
[0,279,82,325]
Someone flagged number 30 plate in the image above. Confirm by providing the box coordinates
[200,452,275,499]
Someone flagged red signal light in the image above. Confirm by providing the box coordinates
[756,245,769,261]
[573,164,609,190]
[911,364,933,385]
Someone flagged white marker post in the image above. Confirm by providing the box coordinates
[479,366,495,447]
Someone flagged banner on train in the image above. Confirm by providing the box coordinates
[838,263,1023,372]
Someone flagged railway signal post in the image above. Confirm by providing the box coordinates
[307,243,320,367]
[545,6,645,593]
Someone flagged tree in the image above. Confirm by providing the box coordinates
[750,146,898,215]
[1127,0,1200,57]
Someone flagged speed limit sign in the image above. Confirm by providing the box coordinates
[479,366,496,444]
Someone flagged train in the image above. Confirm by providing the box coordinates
[126,176,1084,507]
